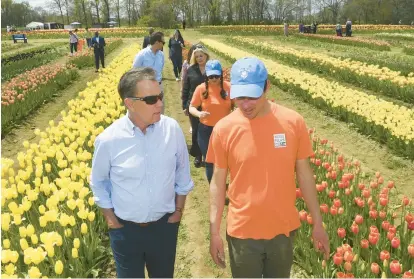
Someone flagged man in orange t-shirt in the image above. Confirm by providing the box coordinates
[189,59,232,183]
[206,57,330,278]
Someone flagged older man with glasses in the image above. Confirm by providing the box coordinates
[90,67,194,278]
[132,32,166,112]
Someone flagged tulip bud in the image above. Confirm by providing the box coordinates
[383,259,389,267]
[381,271,387,279]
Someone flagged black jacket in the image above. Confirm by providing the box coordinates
[142,36,150,49]
[182,64,205,110]
[92,36,105,51]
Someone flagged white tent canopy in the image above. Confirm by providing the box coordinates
[70,22,81,25]
[26,22,44,29]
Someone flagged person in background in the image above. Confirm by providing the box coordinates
[90,67,193,278]
[168,29,185,81]
[92,31,106,73]
[133,32,165,113]
[283,19,289,36]
[182,44,210,168]
[69,30,79,56]
[336,22,343,36]
[143,27,154,49]
[207,57,330,278]
[299,22,304,33]
[345,19,352,36]
[189,60,232,183]
[183,20,186,30]
[85,27,93,48]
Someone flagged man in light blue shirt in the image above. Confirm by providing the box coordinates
[132,31,165,84]
[90,67,193,278]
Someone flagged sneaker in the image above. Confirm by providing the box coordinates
[194,158,202,168]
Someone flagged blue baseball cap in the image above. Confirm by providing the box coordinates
[230,57,268,99]
[205,60,222,76]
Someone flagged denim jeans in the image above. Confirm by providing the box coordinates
[171,56,183,78]
[197,122,214,183]
[109,213,180,278]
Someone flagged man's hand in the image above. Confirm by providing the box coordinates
[198,111,210,118]
[168,211,182,223]
[210,234,226,268]
[106,215,124,229]
[312,224,330,259]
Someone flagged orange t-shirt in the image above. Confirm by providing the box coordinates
[190,81,232,127]
[206,102,313,240]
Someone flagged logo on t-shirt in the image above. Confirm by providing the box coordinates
[273,134,287,148]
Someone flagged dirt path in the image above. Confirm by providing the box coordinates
[1,41,128,161]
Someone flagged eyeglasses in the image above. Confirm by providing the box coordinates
[128,93,163,105]
[208,75,220,80]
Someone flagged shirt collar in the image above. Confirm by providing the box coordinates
[124,112,157,136]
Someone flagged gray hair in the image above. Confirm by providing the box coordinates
[118,67,157,100]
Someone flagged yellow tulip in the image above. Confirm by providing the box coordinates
[28,266,42,278]
[3,239,10,249]
[38,205,46,214]
[20,238,29,250]
[9,251,18,263]
[88,211,96,222]
[13,214,22,226]
[31,234,39,245]
[73,238,80,249]
[54,260,63,275]
[72,248,79,258]
[5,263,15,276]
[19,226,27,237]
[81,222,88,234]
[46,245,55,257]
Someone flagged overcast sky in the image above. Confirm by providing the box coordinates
[15,0,47,8]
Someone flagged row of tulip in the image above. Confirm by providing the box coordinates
[375,33,414,41]
[0,44,137,278]
[199,25,414,35]
[1,63,79,135]
[298,34,392,51]
[70,39,123,69]
[227,36,414,103]
[201,39,414,159]
[2,27,152,39]
[1,42,32,53]
[294,132,414,278]
[404,46,414,56]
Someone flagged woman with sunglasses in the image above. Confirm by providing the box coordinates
[189,60,232,183]
[182,44,210,168]
[168,29,185,81]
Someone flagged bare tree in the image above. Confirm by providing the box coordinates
[50,0,66,24]
[91,0,101,23]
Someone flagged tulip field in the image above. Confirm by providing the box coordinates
[1,26,414,278]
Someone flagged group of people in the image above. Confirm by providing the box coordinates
[336,19,353,37]
[90,30,330,278]
[68,28,106,72]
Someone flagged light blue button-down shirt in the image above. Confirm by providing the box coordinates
[90,114,194,223]
[132,46,165,83]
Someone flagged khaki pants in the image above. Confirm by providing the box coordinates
[227,230,297,278]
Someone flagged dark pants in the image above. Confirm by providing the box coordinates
[189,114,202,160]
[94,49,105,70]
[110,213,180,278]
[86,38,92,48]
[171,56,183,78]
[70,42,78,53]
[197,122,214,183]
[227,230,297,278]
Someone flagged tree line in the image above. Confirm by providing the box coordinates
[2,0,413,29]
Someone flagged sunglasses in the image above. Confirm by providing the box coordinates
[208,75,221,80]
[129,93,163,105]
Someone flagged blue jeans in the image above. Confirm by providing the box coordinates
[109,213,180,278]
[171,56,183,78]
[197,122,214,183]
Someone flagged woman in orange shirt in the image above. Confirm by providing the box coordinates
[189,60,232,183]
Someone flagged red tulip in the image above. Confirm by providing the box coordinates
[391,237,400,248]
[369,233,379,245]
[333,198,341,208]
[378,176,384,184]
[342,244,352,252]
[307,214,313,225]
[354,214,363,225]
[358,183,365,190]
[296,188,302,198]
[316,184,324,192]
[360,239,369,249]
[387,231,396,241]
[336,272,346,278]
[331,171,337,180]
[408,221,414,230]
[343,251,354,262]
[330,206,338,216]
[351,223,359,234]
[299,210,308,222]
[387,181,395,189]
[362,188,371,198]
[345,273,354,278]
[402,271,414,278]
[355,198,365,208]
[379,211,387,219]
[380,197,388,206]
[380,250,390,261]
[338,154,344,162]
[338,207,344,215]
[408,244,414,257]
[381,221,390,231]
[337,246,345,255]
[390,260,401,275]
[337,228,346,238]
[405,213,413,224]
[371,263,380,274]
[345,188,351,196]
[388,225,396,234]
[369,210,378,220]
[315,159,321,166]
[370,226,379,233]
[370,181,378,189]
[328,190,336,199]
[333,253,343,265]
